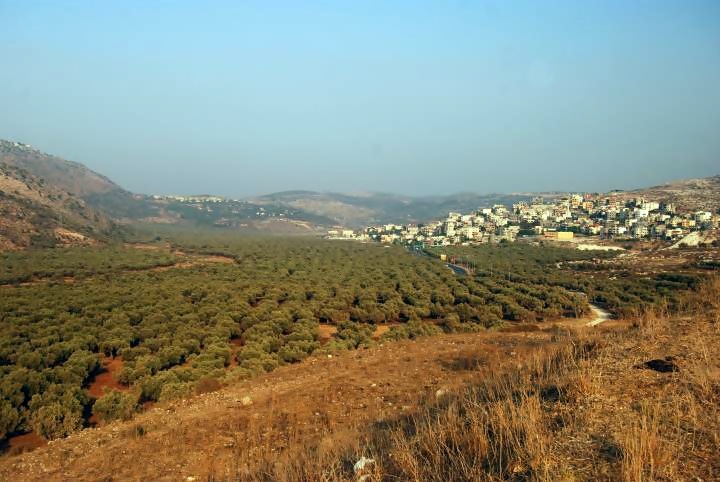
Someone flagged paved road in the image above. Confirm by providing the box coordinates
[446,263,470,276]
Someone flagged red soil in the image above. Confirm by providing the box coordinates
[317,323,338,342]
[88,357,126,399]
[229,338,244,367]
[2,432,46,456]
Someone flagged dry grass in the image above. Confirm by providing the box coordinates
[227,279,720,482]
[2,279,718,482]
[228,339,599,482]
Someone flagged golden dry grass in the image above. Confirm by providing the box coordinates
[2,279,718,481]
[226,280,720,482]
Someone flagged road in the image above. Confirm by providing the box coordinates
[446,263,470,276]
[587,303,611,327]
[434,249,613,327]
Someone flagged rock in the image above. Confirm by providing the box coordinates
[240,396,253,406]
[638,357,679,373]
[354,456,375,481]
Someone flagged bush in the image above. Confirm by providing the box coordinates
[92,390,138,424]
[32,402,84,439]
[382,320,443,341]
[195,377,222,395]
[159,382,194,402]
[0,399,20,441]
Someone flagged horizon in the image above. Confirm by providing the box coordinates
[1,1,719,197]
[2,136,717,199]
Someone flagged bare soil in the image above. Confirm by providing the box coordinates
[87,357,125,399]
[0,329,567,481]
[0,433,46,457]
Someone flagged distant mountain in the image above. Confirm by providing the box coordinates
[254,191,554,227]
[0,141,335,247]
[256,176,720,227]
[2,140,716,248]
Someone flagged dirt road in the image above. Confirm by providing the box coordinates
[587,303,612,327]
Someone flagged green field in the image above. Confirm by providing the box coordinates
[0,238,703,442]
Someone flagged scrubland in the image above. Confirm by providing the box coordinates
[0,278,717,481]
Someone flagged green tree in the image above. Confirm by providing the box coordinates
[92,390,138,424]
[0,399,20,441]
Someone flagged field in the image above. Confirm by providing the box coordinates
[1,238,621,445]
[0,236,714,480]
[429,243,705,318]
[0,278,717,481]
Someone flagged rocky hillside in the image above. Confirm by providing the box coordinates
[0,141,120,198]
[0,161,121,250]
[622,175,720,212]
[0,140,162,223]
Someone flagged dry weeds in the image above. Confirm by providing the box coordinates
[1,279,718,481]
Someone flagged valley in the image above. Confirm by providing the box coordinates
[3,2,719,479]
[0,141,717,481]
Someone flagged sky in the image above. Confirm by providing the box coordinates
[1,1,719,197]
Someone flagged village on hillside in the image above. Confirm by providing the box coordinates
[328,193,720,247]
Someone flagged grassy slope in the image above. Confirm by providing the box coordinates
[1,279,717,481]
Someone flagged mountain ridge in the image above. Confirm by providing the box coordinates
[1,139,717,247]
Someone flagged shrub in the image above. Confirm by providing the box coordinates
[159,382,193,402]
[195,377,222,395]
[0,399,20,441]
[32,402,84,439]
[92,390,138,424]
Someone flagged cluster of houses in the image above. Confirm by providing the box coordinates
[152,194,231,203]
[328,194,719,247]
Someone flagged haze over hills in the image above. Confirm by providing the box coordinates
[253,190,557,227]
[0,139,717,249]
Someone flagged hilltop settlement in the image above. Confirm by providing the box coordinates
[329,193,720,247]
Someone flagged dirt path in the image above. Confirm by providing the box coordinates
[587,303,612,327]
[0,330,566,481]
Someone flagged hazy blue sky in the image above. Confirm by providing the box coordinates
[1,1,718,197]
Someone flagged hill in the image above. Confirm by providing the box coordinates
[257,175,720,228]
[0,140,164,223]
[615,175,720,212]
[2,139,717,240]
[0,158,121,250]
[0,141,120,198]
[254,190,552,227]
[0,141,333,243]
